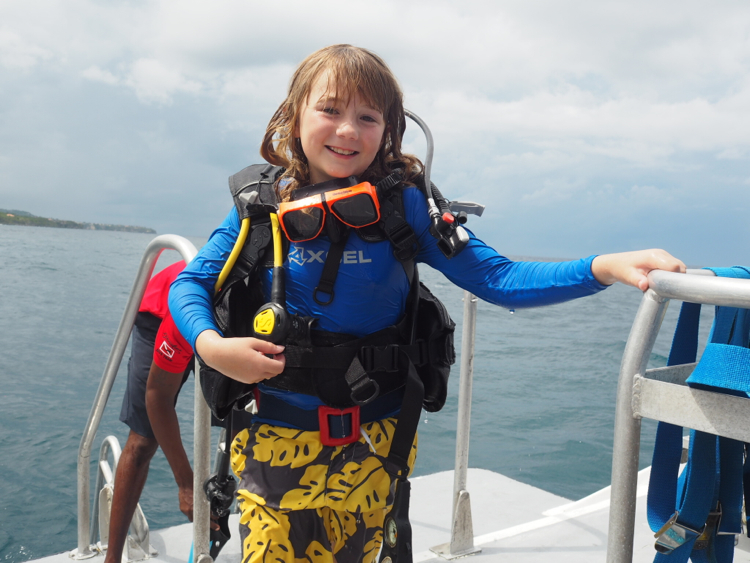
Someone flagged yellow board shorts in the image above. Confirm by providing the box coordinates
[231,417,418,563]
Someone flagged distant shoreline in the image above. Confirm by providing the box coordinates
[0,209,155,234]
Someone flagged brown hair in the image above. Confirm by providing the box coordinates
[261,44,422,200]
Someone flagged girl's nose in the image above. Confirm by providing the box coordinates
[337,117,358,140]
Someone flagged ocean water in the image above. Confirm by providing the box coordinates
[0,224,715,562]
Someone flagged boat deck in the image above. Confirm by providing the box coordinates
[35,467,750,563]
[411,468,750,563]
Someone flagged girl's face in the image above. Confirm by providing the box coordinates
[295,72,386,184]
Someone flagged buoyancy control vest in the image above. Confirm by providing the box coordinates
[198,163,456,422]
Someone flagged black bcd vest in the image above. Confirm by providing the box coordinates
[198,164,456,420]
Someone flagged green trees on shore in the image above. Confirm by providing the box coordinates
[0,209,155,233]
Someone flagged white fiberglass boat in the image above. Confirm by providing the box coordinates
[27,235,750,563]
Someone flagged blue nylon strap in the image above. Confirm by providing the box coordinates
[714,536,736,563]
[648,266,750,562]
[649,300,701,540]
[653,431,718,563]
[718,437,744,535]
[649,303,707,563]
[649,422,685,531]
[677,431,717,532]
[703,266,750,280]
[707,307,737,347]
[688,344,750,394]
[648,301,701,543]
[731,309,750,348]
[669,302,702,366]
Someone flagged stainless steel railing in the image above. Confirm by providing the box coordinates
[606,269,750,562]
[430,291,482,560]
[72,234,202,559]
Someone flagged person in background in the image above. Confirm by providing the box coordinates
[104,261,212,563]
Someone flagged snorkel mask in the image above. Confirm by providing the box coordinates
[278,177,380,243]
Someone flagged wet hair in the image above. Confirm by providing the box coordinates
[261,44,423,200]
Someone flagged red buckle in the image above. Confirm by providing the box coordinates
[317,405,360,446]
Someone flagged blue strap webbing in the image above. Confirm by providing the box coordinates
[718,437,744,535]
[647,266,750,563]
[688,343,750,394]
[648,301,701,539]
[649,302,709,563]
[703,266,750,280]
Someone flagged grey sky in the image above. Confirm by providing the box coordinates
[1,0,748,265]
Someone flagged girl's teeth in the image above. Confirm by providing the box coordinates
[330,147,355,155]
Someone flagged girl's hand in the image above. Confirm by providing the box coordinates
[195,330,286,384]
[591,249,686,292]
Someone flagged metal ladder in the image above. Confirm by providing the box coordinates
[70,234,217,562]
[606,269,750,562]
[91,436,155,561]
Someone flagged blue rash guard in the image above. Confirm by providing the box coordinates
[169,184,608,421]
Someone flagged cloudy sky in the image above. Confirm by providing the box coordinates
[1,0,748,265]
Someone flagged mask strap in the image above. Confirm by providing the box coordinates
[313,230,348,306]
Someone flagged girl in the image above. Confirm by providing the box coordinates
[169,44,684,563]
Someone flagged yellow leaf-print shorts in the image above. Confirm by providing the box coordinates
[231,417,417,563]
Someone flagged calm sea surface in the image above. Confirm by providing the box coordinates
[0,225,714,561]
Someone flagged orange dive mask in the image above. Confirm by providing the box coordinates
[278,181,381,243]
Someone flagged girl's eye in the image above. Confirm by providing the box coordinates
[322,107,338,115]
[361,114,380,124]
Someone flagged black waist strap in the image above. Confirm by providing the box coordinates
[282,341,427,371]
[265,335,427,408]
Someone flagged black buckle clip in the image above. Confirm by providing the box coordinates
[384,458,409,479]
[360,345,400,373]
[384,218,418,261]
[414,339,428,366]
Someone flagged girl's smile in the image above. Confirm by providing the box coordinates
[295,72,386,184]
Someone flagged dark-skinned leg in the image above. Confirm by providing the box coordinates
[103,430,159,563]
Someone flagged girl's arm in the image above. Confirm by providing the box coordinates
[169,209,239,345]
[403,187,684,307]
[169,208,285,384]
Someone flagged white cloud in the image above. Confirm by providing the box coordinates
[620,184,677,208]
[81,65,119,85]
[415,84,750,175]
[125,58,202,104]
[0,27,52,69]
[521,177,586,204]
[2,0,750,263]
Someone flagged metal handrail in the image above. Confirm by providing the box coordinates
[72,235,200,559]
[192,341,212,563]
[606,269,750,562]
[452,291,479,552]
[90,436,123,547]
[429,291,483,560]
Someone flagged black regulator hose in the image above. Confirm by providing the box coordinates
[252,213,314,345]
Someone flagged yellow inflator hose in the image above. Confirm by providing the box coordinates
[269,213,283,268]
[214,217,250,294]
[215,213,282,294]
